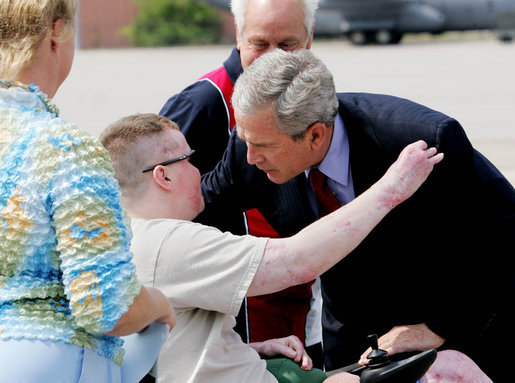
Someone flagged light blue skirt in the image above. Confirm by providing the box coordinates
[0,322,169,383]
[0,339,121,382]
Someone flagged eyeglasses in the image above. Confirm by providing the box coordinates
[142,150,195,173]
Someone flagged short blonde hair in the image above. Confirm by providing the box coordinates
[0,0,77,81]
[101,114,180,200]
[101,114,180,163]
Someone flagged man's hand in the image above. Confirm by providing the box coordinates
[250,335,313,370]
[380,140,444,208]
[359,323,445,365]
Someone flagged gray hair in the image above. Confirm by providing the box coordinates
[232,49,338,139]
[231,0,319,44]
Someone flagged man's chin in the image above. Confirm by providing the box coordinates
[266,172,288,185]
[198,199,206,214]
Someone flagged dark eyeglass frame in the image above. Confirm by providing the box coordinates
[142,150,195,173]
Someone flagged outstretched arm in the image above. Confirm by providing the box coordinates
[248,140,444,296]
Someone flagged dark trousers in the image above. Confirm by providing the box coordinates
[306,342,324,370]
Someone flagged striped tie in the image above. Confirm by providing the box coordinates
[309,168,341,217]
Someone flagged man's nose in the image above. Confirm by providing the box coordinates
[265,45,277,54]
[246,144,260,165]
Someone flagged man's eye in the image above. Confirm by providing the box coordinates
[279,42,299,51]
[251,42,268,49]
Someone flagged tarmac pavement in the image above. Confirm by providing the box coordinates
[53,36,515,185]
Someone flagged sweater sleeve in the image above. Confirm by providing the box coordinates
[43,122,141,334]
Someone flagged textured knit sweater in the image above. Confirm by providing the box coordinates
[0,83,140,364]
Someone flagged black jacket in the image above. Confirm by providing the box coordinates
[201,92,515,379]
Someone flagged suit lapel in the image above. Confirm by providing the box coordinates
[338,94,390,198]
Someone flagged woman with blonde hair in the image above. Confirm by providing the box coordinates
[0,1,174,381]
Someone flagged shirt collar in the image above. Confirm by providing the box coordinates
[306,113,351,186]
[223,48,244,84]
[0,86,48,113]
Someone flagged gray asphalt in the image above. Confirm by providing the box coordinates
[53,36,515,185]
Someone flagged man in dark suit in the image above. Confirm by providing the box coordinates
[200,49,515,382]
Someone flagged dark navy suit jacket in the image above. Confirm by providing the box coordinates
[201,93,515,379]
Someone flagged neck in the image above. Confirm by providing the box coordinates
[128,206,195,222]
[125,193,196,222]
[126,200,172,220]
[19,68,57,99]
[18,34,60,98]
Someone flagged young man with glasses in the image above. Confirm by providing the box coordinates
[100,113,449,383]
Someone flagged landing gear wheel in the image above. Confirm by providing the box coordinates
[349,31,368,45]
[374,30,403,44]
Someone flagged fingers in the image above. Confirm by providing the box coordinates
[407,140,444,177]
[283,336,313,370]
[358,348,372,365]
[277,342,298,360]
[254,336,307,361]
[251,336,315,371]
[397,141,443,171]
[358,341,396,365]
[413,139,428,150]
[430,152,444,165]
[407,140,441,158]
[422,145,444,167]
[165,313,176,332]
[358,329,401,364]
[424,146,437,157]
[300,350,313,370]
[285,335,305,362]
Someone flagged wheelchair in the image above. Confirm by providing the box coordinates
[326,334,437,383]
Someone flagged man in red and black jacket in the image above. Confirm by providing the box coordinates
[159,0,325,368]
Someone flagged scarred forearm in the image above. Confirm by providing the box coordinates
[248,177,394,296]
[248,141,443,296]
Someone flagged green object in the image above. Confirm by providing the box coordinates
[266,358,327,383]
[123,0,222,46]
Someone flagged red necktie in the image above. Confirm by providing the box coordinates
[309,168,341,217]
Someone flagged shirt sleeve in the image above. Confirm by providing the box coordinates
[152,220,268,316]
[45,122,141,334]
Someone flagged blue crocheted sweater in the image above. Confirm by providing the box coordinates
[0,83,141,365]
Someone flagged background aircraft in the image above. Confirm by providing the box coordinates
[206,0,515,44]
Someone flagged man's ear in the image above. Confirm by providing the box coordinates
[306,122,330,151]
[305,23,315,49]
[152,165,174,191]
[235,23,242,50]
